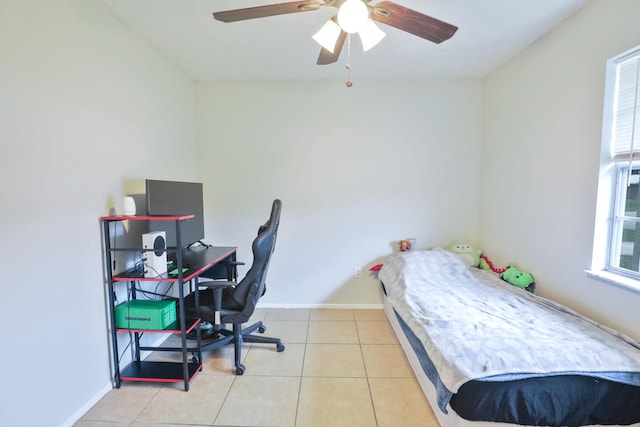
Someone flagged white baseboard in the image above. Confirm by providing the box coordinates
[257,303,384,309]
[60,382,112,427]
[63,333,168,427]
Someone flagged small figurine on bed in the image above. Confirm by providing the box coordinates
[399,238,415,252]
[446,242,482,267]
[500,264,536,293]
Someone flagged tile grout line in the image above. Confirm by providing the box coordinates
[356,316,381,427]
[78,308,413,427]
[291,310,312,427]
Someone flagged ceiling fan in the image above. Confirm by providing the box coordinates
[212,0,458,66]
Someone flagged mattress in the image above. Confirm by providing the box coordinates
[379,249,640,426]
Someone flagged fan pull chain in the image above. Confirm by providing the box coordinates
[345,34,353,87]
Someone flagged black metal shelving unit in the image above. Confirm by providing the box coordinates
[101,214,202,391]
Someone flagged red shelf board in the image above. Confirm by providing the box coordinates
[101,214,195,221]
[116,318,201,334]
[120,361,202,383]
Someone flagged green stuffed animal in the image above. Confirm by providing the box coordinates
[447,242,482,267]
[500,264,535,293]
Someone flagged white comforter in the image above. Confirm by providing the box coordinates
[379,249,640,405]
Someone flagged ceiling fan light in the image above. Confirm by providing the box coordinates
[359,19,385,52]
[337,0,368,34]
[312,19,341,53]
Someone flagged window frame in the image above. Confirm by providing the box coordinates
[590,45,640,292]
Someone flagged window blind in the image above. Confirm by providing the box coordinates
[611,51,640,161]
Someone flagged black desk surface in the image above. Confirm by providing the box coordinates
[114,246,237,282]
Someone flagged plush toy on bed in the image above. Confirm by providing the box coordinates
[399,238,415,252]
[446,242,482,267]
[479,254,508,274]
[462,248,536,293]
[500,264,536,293]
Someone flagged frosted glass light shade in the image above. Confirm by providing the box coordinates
[359,19,385,51]
[313,19,341,53]
[338,0,368,34]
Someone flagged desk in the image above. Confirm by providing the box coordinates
[114,245,237,283]
[110,246,237,390]
[182,245,238,281]
[101,214,237,391]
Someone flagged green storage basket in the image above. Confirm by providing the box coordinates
[115,299,176,330]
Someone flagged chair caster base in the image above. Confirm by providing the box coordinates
[235,364,246,375]
[277,343,285,352]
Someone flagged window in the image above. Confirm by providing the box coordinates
[592,45,640,288]
[610,167,640,275]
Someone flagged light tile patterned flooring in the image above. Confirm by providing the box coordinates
[75,308,440,427]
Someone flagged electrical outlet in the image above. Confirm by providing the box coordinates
[355,267,362,278]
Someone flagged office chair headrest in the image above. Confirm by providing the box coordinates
[256,199,281,242]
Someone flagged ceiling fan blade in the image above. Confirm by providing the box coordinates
[213,1,317,23]
[371,1,458,44]
[317,30,347,65]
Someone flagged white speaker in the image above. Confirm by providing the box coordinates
[142,231,167,278]
[122,196,136,216]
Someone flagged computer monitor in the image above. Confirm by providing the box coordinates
[145,179,205,248]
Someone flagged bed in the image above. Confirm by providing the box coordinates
[378,248,640,427]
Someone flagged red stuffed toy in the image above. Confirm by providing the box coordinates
[479,254,508,274]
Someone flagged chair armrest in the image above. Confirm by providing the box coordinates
[198,280,235,325]
[225,260,245,281]
[199,280,236,289]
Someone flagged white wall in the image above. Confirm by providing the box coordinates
[480,0,640,340]
[196,79,484,306]
[0,1,197,425]
[6,0,638,424]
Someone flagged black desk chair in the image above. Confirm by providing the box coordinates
[185,199,284,375]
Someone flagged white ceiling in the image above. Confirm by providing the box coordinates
[100,0,589,81]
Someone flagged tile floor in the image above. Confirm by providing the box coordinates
[75,308,440,427]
